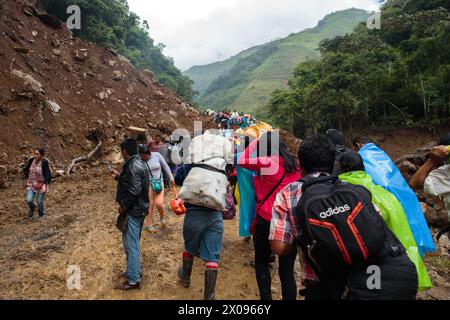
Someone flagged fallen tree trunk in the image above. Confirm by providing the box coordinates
[66,139,103,176]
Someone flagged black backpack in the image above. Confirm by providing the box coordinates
[294,175,386,275]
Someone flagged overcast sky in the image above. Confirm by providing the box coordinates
[127,0,380,71]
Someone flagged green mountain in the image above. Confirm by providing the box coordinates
[184,8,372,113]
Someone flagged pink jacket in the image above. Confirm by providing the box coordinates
[238,139,302,222]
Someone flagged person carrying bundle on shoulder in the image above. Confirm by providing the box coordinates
[175,131,233,300]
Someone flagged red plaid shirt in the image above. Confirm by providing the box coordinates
[269,173,324,282]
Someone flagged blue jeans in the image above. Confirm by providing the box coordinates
[183,210,224,263]
[26,189,45,216]
[122,215,144,284]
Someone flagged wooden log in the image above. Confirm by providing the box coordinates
[66,139,103,175]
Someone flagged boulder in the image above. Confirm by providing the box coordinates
[420,202,448,228]
[73,49,88,62]
[52,38,60,48]
[112,70,125,81]
[45,100,61,115]
[16,91,34,99]
[11,69,44,94]
[98,92,108,101]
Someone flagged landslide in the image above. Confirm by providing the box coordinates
[0,0,212,174]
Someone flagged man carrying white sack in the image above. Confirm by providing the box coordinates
[174,130,233,300]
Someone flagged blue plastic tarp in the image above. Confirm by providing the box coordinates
[359,143,436,256]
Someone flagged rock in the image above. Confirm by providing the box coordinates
[52,49,61,56]
[31,31,38,37]
[112,70,125,81]
[98,92,108,101]
[23,6,35,17]
[73,49,88,62]
[108,60,116,67]
[61,61,72,72]
[45,100,61,115]
[52,38,60,48]
[11,69,44,94]
[155,90,164,97]
[55,169,65,177]
[17,91,34,99]
[169,110,177,117]
[420,202,448,228]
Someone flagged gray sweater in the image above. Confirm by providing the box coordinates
[146,152,174,181]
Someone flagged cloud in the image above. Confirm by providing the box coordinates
[128,0,379,71]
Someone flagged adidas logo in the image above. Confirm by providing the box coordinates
[319,204,351,219]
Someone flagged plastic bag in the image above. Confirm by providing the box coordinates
[359,143,436,255]
[241,121,273,138]
[170,186,186,216]
[340,171,432,291]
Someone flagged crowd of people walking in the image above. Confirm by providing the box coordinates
[21,119,450,300]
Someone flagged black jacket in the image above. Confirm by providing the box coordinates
[23,157,53,185]
[115,155,150,218]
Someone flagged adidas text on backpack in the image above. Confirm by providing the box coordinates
[295,175,386,275]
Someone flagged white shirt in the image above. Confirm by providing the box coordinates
[424,164,450,222]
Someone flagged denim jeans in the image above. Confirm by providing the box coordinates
[26,189,45,216]
[183,209,224,263]
[122,215,144,284]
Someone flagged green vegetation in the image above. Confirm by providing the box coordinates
[267,0,450,136]
[184,8,370,113]
[39,0,196,101]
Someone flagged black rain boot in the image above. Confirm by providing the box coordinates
[28,206,35,218]
[177,258,194,288]
[204,269,218,300]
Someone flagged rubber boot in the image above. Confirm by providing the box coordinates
[177,258,193,288]
[204,269,218,300]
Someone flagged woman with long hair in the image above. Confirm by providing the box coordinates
[238,131,302,300]
[23,147,52,219]
[139,145,175,233]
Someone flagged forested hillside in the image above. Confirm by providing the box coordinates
[267,0,450,136]
[38,0,196,101]
[184,8,370,113]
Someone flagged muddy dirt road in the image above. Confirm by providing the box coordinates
[0,173,448,300]
[0,174,302,300]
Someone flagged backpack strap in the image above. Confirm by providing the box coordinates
[256,169,288,214]
[191,163,227,177]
